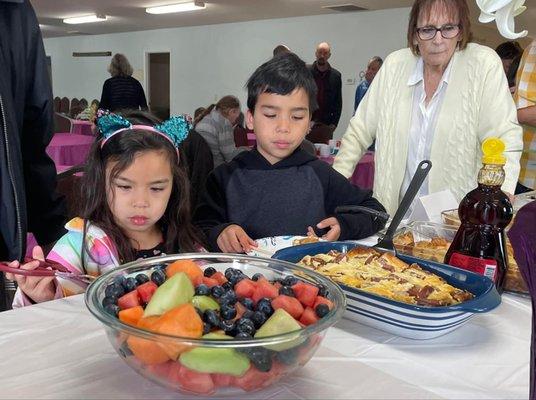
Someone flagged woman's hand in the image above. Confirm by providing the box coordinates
[4,246,56,304]
[217,225,257,253]
[308,217,341,241]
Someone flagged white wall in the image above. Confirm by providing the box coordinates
[44,8,411,138]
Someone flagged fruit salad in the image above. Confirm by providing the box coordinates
[99,259,337,395]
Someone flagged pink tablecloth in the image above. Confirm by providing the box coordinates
[71,120,94,136]
[320,151,375,190]
[46,133,94,166]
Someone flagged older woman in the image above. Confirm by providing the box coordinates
[333,0,522,215]
[99,53,147,112]
[195,95,247,167]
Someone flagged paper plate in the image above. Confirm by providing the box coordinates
[247,235,321,258]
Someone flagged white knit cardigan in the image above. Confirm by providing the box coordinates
[333,43,523,215]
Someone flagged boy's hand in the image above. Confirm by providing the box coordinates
[308,217,341,241]
[4,246,56,304]
[217,225,257,253]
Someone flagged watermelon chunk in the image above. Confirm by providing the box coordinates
[211,271,227,285]
[299,307,319,326]
[118,290,140,310]
[202,276,219,288]
[313,296,334,310]
[271,295,304,319]
[175,365,215,395]
[252,280,278,304]
[136,281,158,304]
[292,281,319,308]
[234,279,257,299]
[212,373,234,388]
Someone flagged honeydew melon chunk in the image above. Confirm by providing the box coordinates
[254,308,304,351]
[143,272,194,317]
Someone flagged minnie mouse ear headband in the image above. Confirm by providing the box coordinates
[95,109,192,156]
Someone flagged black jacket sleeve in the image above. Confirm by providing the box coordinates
[193,168,234,252]
[136,80,148,110]
[21,1,66,245]
[99,80,111,110]
[322,165,386,240]
[331,71,342,127]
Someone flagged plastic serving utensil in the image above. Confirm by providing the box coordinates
[0,258,95,284]
[375,160,432,254]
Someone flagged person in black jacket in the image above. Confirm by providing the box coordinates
[99,53,148,112]
[0,0,67,309]
[194,53,386,253]
[308,42,342,129]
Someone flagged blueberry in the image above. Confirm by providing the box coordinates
[219,290,237,306]
[251,273,264,282]
[251,311,266,328]
[203,322,211,335]
[204,267,217,277]
[278,286,295,297]
[240,298,254,310]
[222,282,234,291]
[229,271,246,285]
[317,284,329,298]
[315,303,330,318]
[153,263,167,272]
[104,303,120,317]
[105,283,124,299]
[235,332,253,340]
[204,309,220,327]
[248,347,273,372]
[135,274,150,285]
[195,284,210,296]
[276,347,300,365]
[219,319,236,335]
[211,285,225,299]
[255,298,274,317]
[102,296,116,307]
[151,269,166,286]
[242,310,255,320]
[113,275,126,288]
[220,305,237,320]
[123,277,137,292]
[236,318,256,336]
[282,275,298,287]
[224,267,238,281]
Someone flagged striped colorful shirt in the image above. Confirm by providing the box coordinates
[514,40,536,189]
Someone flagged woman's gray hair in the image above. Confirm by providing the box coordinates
[108,53,133,77]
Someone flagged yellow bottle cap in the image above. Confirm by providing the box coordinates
[482,137,506,165]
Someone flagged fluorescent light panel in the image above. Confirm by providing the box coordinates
[63,14,107,24]
[146,1,205,14]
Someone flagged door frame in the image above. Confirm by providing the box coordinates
[144,50,172,115]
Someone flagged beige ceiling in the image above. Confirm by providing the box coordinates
[34,0,535,39]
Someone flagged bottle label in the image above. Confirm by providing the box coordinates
[448,252,497,282]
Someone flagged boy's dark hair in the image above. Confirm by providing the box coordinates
[246,53,318,114]
[80,110,202,269]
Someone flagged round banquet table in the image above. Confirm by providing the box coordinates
[321,151,375,190]
[0,291,529,399]
[46,133,94,166]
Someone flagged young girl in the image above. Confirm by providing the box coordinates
[6,109,202,307]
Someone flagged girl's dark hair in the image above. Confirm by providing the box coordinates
[246,52,318,114]
[193,95,240,127]
[80,110,202,268]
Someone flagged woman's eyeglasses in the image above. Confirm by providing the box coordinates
[416,24,460,40]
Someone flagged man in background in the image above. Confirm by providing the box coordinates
[354,56,383,112]
[307,42,342,143]
[0,0,66,310]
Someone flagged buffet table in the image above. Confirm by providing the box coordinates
[0,292,529,399]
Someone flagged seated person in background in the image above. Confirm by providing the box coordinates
[233,112,249,147]
[195,95,249,167]
[194,53,386,253]
[495,41,523,92]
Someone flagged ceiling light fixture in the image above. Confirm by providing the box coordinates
[63,14,107,24]
[146,1,205,14]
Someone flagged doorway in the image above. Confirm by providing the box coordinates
[147,52,170,120]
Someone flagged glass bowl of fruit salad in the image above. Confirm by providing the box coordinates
[85,253,345,396]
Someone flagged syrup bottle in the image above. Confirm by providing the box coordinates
[444,138,513,292]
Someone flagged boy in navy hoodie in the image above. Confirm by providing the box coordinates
[194,53,386,253]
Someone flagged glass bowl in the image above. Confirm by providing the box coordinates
[85,253,346,396]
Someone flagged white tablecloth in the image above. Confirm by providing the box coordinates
[0,292,530,399]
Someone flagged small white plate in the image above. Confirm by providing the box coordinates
[247,235,321,258]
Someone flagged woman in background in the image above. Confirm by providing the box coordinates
[99,53,148,112]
